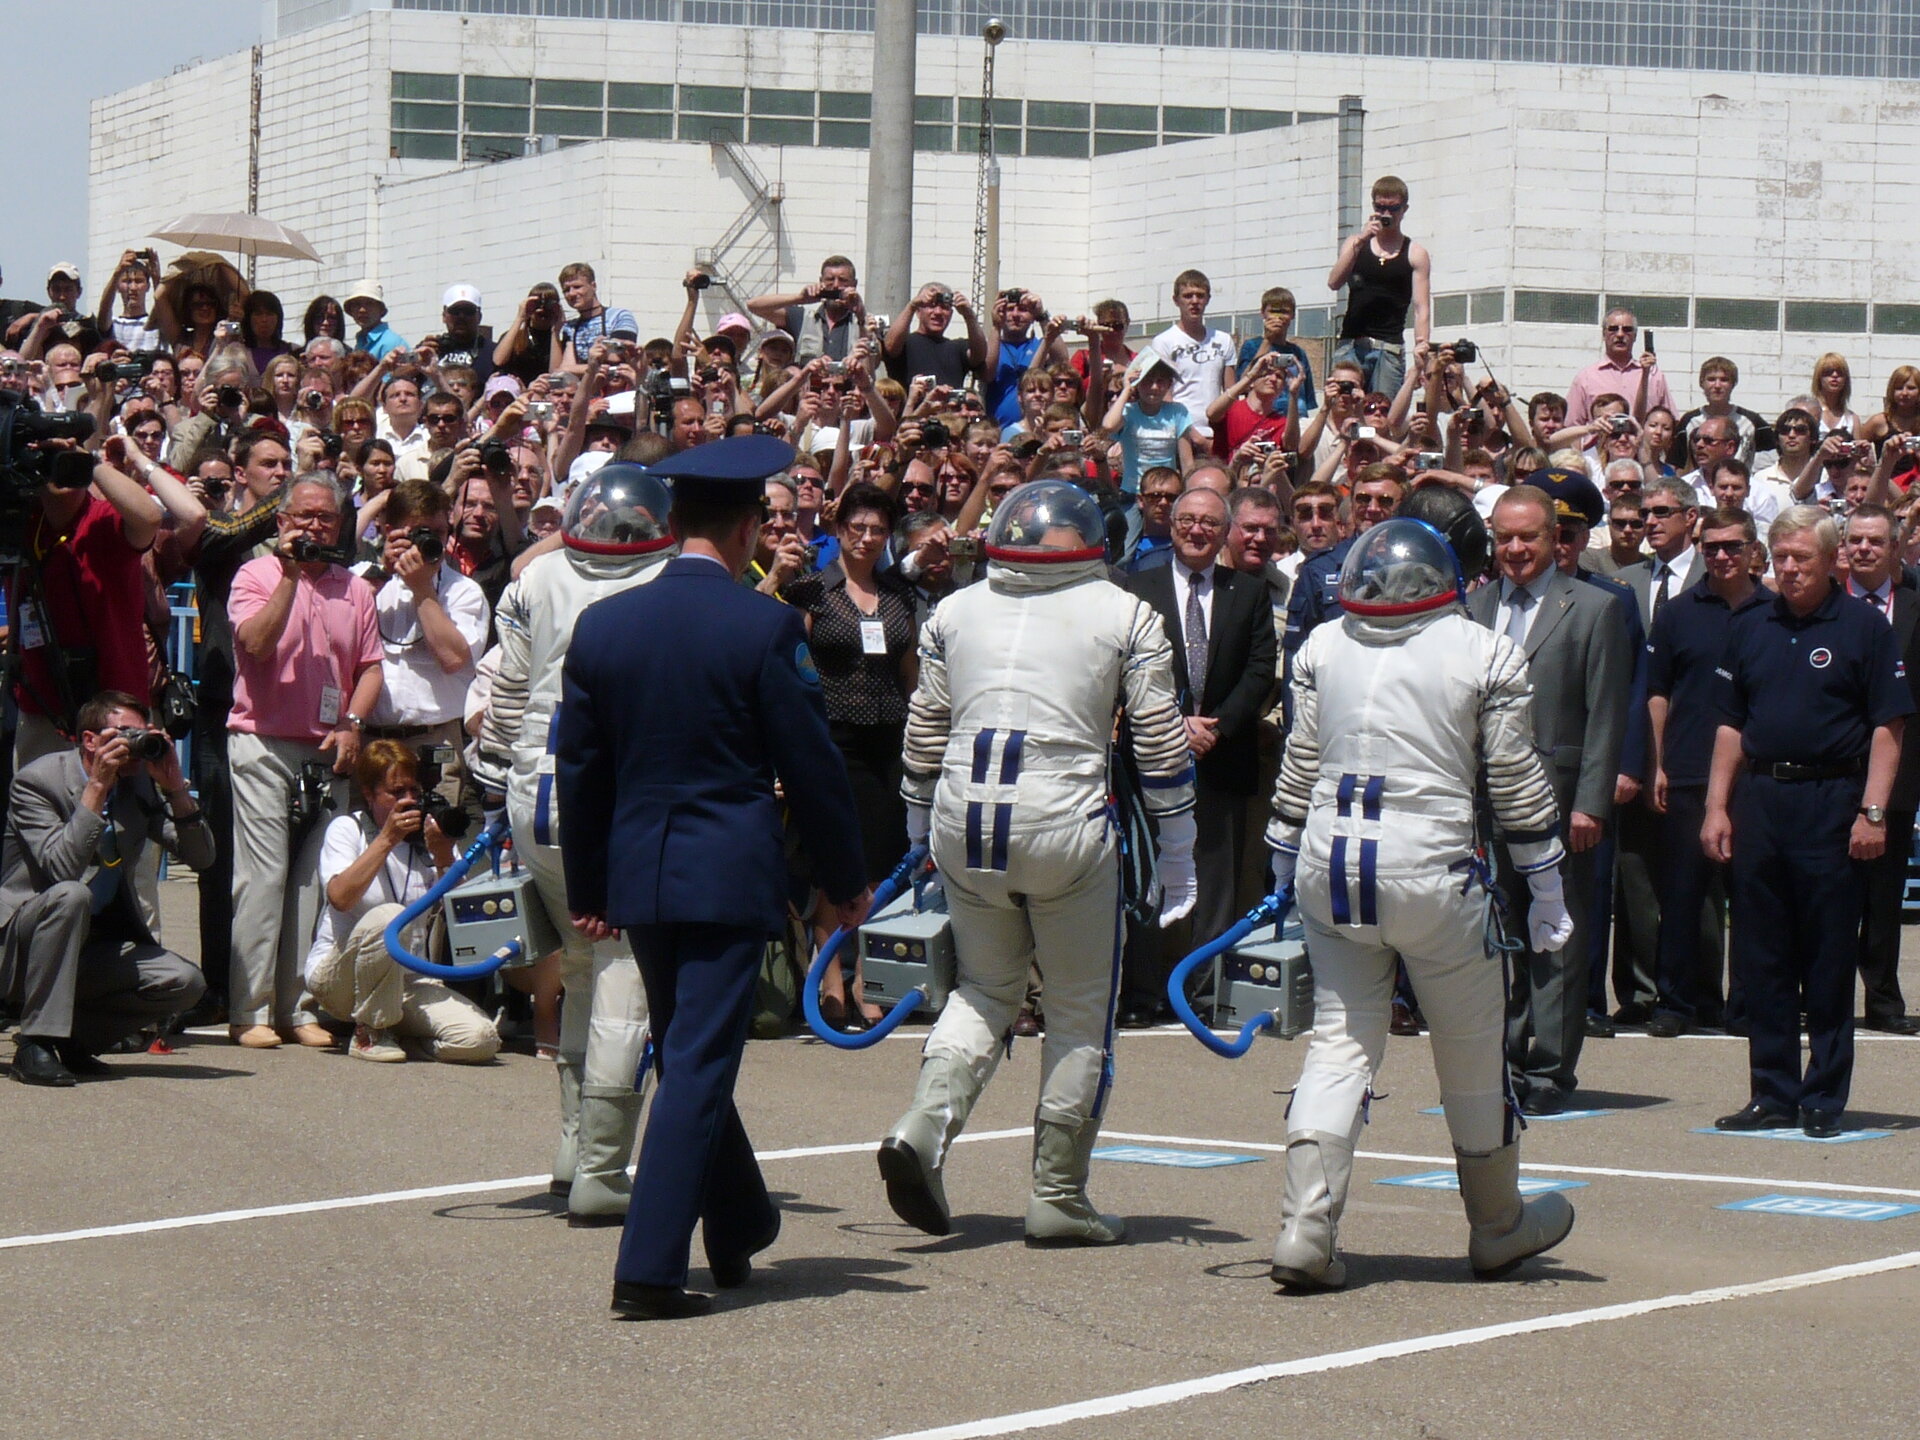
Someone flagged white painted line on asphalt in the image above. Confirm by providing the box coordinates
[875,1249,1920,1440]
[1100,1131,1920,1201]
[0,1128,1034,1254]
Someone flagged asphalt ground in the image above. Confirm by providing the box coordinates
[3,875,1916,1438]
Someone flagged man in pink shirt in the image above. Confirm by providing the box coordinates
[1565,309,1674,427]
[226,474,383,1049]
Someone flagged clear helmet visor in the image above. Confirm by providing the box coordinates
[1336,517,1465,617]
[984,479,1107,562]
[561,461,674,555]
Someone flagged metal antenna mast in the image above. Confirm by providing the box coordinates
[971,17,1007,303]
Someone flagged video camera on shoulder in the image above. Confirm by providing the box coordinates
[100,354,160,384]
[414,743,470,839]
[291,759,336,835]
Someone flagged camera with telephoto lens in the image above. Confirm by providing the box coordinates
[0,393,96,558]
[290,759,335,836]
[919,417,951,449]
[477,439,514,478]
[302,389,326,411]
[114,726,171,763]
[403,525,444,564]
[1447,339,1477,363]
[290,535,354,564]
[414,744,469,839]
[217,385,244,410]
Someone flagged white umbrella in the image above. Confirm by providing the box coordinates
[149,211,322,263]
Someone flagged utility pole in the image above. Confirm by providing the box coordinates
[865,0,916,315]
[247,43,263,287]
[972,18,1006,303]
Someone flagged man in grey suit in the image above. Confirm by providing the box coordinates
[0,690,212,1086]
[1470,488,1631,1113]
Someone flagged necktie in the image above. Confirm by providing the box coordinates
[1653,564,1671,617]
[1503,586,1533,647]
[1184,569,1210,706]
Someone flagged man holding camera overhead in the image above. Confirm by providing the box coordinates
[0,690,212,1085]
[226,473,382,1050]
[363,479,488,817]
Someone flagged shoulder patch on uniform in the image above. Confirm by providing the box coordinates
[1809,647,1833,670]
[794,642,821,686]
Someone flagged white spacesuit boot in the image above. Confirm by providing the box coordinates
[879,1051,996,1236]
[1455,1142,1575,1277]
[1270,1131,1354,1289]
[551,1059,583,1196]
[568,1090,646,1227]
[1025,1111,1126,1246]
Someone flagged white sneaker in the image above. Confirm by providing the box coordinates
[351,1026,405,1063]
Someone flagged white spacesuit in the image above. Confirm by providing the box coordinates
[1265,512,1577,1288]
[879,481,1197,1246]
[473,463,675,1226]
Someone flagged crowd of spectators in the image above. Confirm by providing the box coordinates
[0,173,1915,1103]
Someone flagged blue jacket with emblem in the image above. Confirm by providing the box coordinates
[556,554,868,932]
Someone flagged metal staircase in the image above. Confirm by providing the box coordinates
[696,133,785,317]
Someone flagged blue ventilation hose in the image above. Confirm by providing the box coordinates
[803,844,932,1049]
[384,818,523,981]
[1167,888,1294,1058]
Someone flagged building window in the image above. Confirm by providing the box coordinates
[960,96,1023,157]
[1432,294,1468,330]
[679,84,745,143]
[914,94,954,151]
[1094,100,1156,156]
[1231,108,1290,133]
[1785,300,1868,333]
[1872,304,1920,336]
[1160,104,1225,142]
[1026,99,1089,159]
[391,72,459,159]
[1604,294,1690,329]
[608,80,673,139]
[1469,289,1506,325]
[1514,290,1598,325]
[1695,297,1779,331]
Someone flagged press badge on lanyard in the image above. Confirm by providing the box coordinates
[17,598,49,651]
[319,683,342,727]
[860,618,887,656]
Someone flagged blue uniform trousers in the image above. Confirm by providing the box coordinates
[1653,784,1735,1026]
[1729,774,1861,1116]
[614,922,776,1289]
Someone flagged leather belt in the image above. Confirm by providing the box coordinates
[364,722,445,740]
[1744,757,1866,782]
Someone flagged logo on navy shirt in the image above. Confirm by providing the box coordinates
[1809,647,1833,670]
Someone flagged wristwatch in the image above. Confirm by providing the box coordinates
[345,712,368,731]
[1861,805,1886,824]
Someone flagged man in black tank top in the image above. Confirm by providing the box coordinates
[1327,174,1432,401]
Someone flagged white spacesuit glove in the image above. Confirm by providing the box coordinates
[1267,843,1298,898]
[1156,812,1198,928]
[904,803,943,902]
[1525,867,1575,953]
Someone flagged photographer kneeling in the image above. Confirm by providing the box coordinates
[305,739,499,1065]
[0,692,211,1086]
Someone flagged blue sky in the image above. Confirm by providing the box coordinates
[1,0,260,304]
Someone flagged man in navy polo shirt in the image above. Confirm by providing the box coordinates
[1703,505,1912,1138]
[1645,507,1766,1037]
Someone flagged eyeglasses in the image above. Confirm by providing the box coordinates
[1353,493,1397,510]
[1700,540,1748,555]
[1295,505,1339,521]
[1172,516,1223,533]
[285,509,339,524]
[1604,480,1642,493]
[426,413,464,426]
[1610,516,1645,529]
[793,474,824,488]
[1604,325,1636,334]
[1374,202,1406,214]
[1642,505,1688,518]
[340,417,374,430]
[843,521,890,538]
[1141,490,1180,505]
[1778,424,1811,436]
[1363,403,1390,414]
[901,483,936,495]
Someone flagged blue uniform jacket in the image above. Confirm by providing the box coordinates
[556,554,868,933]
[1578,568,1650,782]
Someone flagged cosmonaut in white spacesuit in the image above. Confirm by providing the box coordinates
[474,462,675,1227]
[878,480,1198,1246]
[1265,499,1577,1288]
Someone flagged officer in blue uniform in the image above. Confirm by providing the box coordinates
[1645,506,1766,1035]
[1703,505,1911,1138]
[1280,465,1407,672]
[557,435,872,1321]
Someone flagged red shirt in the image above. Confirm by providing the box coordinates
[12,494,152,719]
[1071,344,1135,381]
[1215,399,1291,461]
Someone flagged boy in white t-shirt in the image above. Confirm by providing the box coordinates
[1102,352,1195,493]
[1149,268,1237,443]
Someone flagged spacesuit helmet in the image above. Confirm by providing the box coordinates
[560,461,675,555]
[1398,482,1491,583]
[984,479,1108,563]
[1336,517,1466,618]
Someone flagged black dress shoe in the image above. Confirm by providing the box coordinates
[1863,1014,1920,1036]
[1612,1002,1652,1026]
[1389,1002,1421,1037]
[567,1211,627,1229]
[1643,1012,1686,1039]
[10,1039,76,1087]
[1715,1100,1793,1131]
[1801,1109,1844,1139]
[1521,1086,1567,1117]
[1584,1011,1618,1039]
[1012,1009,1042,1038]
[610,1282,712,1321]
[1150,1000,1176,1025]
[1117,1004,1154,1030]
[55,1042,112,1076]
[709,1211,780,1290]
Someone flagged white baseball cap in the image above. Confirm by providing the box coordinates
[442,283,482,310]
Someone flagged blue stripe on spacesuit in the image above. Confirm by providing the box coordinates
[966,802,984,870]
[1091,849,1126,1120]
[988,731,1026,871]
[1358,839,1379,925]
[1328,835,1352,925]
[1361,774,1384,820]
[1140,764,1195,789]
[972,728,996,783]
[534,707,560,847]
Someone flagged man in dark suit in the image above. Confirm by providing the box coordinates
[1843,503,1920,1034]
[1124,486,1276,1015]
[557,436,872,1321]
[1469,486,1631,1113]
[0,690,212,1085]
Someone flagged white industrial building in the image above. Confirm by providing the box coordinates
[87,0,1920,410]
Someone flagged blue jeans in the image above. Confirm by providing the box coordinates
[1333,337,1405,398]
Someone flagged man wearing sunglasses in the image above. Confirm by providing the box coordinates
[1566,309,1674,428]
